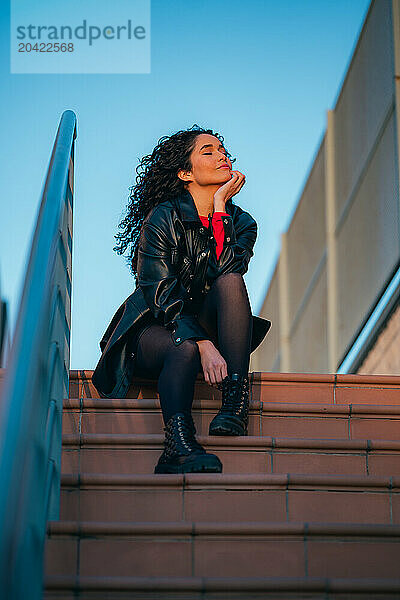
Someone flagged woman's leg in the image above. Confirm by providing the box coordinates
[134,322,222,473]
[196,272,253,436]
[196,272,253,377]
[134,323,202,426]
[134,271,252,425]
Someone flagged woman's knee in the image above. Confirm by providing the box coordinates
[211,272,246,296]
[212,271,244,288]
[165,338,201,368]
[210,272,251,312]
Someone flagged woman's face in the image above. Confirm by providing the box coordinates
[180,133,232,187]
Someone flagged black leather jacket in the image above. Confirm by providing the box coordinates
[92,188,271,398]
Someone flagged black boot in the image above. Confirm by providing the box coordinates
[154,412,223,474]
[208,373,250,436]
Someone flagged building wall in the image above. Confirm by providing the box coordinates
[251,263,280,372]
[251,0,400,374]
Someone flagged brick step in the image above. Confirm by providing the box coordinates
[59,473,400,524]
[61,433,400,476]
[63,398,400,440]
[44,574,400,600]
[252,373,400,405]
[69,371,400,406]
[45,521,400,580]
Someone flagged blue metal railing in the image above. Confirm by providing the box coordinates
[0,110,77,599]
[338,260,400,373]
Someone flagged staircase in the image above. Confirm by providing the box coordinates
[44,371,400,599]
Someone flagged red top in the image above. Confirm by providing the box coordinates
[199,212,230,260]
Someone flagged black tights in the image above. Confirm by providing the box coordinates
[134,272,253,426]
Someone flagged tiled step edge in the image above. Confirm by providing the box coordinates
[70,370,400,386]
[60,472,400,490]
[253,373,400,386]
[45,574,400,593]
[64,397,261,410]
[61,432,400,451]
[47,520,400,537]
[63,397,400,417]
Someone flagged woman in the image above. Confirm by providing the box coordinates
[92,125,271,474]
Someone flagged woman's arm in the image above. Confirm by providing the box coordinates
[210,170,257,276]
[213,205,258,276]
[137,206,212,346]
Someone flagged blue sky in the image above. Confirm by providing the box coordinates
[0,0,371,370]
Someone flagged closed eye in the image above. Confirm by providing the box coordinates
[203,152,228,156]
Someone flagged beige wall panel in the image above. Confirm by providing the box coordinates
[289,265,328,373]
[251,264,280,371]
[336,112,399,363]
[334,0,394,219]
[286,139,326,326]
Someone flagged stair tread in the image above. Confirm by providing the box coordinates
[47,519,400,535]
[62,432,400,449]
[44,574,400,592]
[69,369,400,385]
[64,397,400,415]
[59,471,400,488]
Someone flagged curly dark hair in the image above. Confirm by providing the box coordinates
[113,124,236,285]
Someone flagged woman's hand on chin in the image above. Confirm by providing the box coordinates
[214,170,246,211]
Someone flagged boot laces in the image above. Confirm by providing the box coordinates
[164,413,204,454]
[217,376,249,415]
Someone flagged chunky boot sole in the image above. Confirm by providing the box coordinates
[154,453,223,474]
[208,414,248,436]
